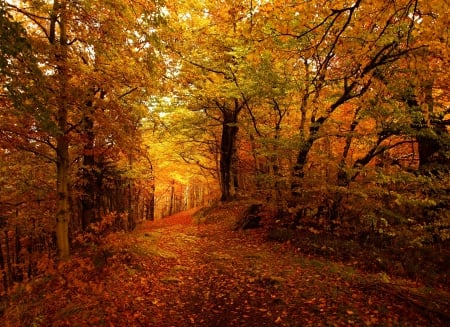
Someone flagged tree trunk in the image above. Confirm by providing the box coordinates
[291,137,315,194]
[406,79,448,173]
[220,108,239,201]
[81,112,96,230]
[3,231,12,290]
[416,79,449,172]
[148,177,155,221]
[56,134,70,259]
[418,133,441,169]
[0,236,7,293]
[169,180,175,215]
[335,107,361,190]
[54,0,70,260]
[80,88,104,229]
[127,155,135,231]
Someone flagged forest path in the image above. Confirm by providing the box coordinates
[121,209,441,326]
[5,209,447,326]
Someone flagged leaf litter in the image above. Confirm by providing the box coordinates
[3,208,449,326]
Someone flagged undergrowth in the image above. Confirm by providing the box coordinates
[198,200,450,289]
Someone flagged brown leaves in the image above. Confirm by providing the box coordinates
[3,209,449,326]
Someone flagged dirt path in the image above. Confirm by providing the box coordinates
[4,209,448,326]
[119,209,445,326]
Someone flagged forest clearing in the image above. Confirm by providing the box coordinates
[2,205,449,326]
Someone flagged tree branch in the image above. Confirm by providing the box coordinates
[5,3,51,41]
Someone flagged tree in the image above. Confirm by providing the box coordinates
[167,0,281,201]
[162,0,448,231]
[2,0,166,258]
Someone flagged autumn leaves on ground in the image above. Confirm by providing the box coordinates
[3,204,449,327]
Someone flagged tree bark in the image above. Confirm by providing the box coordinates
[404,79,448,173]
[53,0,70,260]
[169,180,175,216]
[291,136,315,194]
[416,79,448,172]
[219,104,240,202]
[80,88,105,230]
[148,177,155,221]
[127,154,135,230]
[56,135,70,259]
[0,236,7,293]
[81,108,95,230]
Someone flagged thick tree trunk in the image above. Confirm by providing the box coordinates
[291,137,315,194]
[406,79,448,173]
[220,109,239,202]
[416,79,449,172]
[418,134,441,168]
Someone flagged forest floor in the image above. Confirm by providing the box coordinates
[3,208,450,326]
